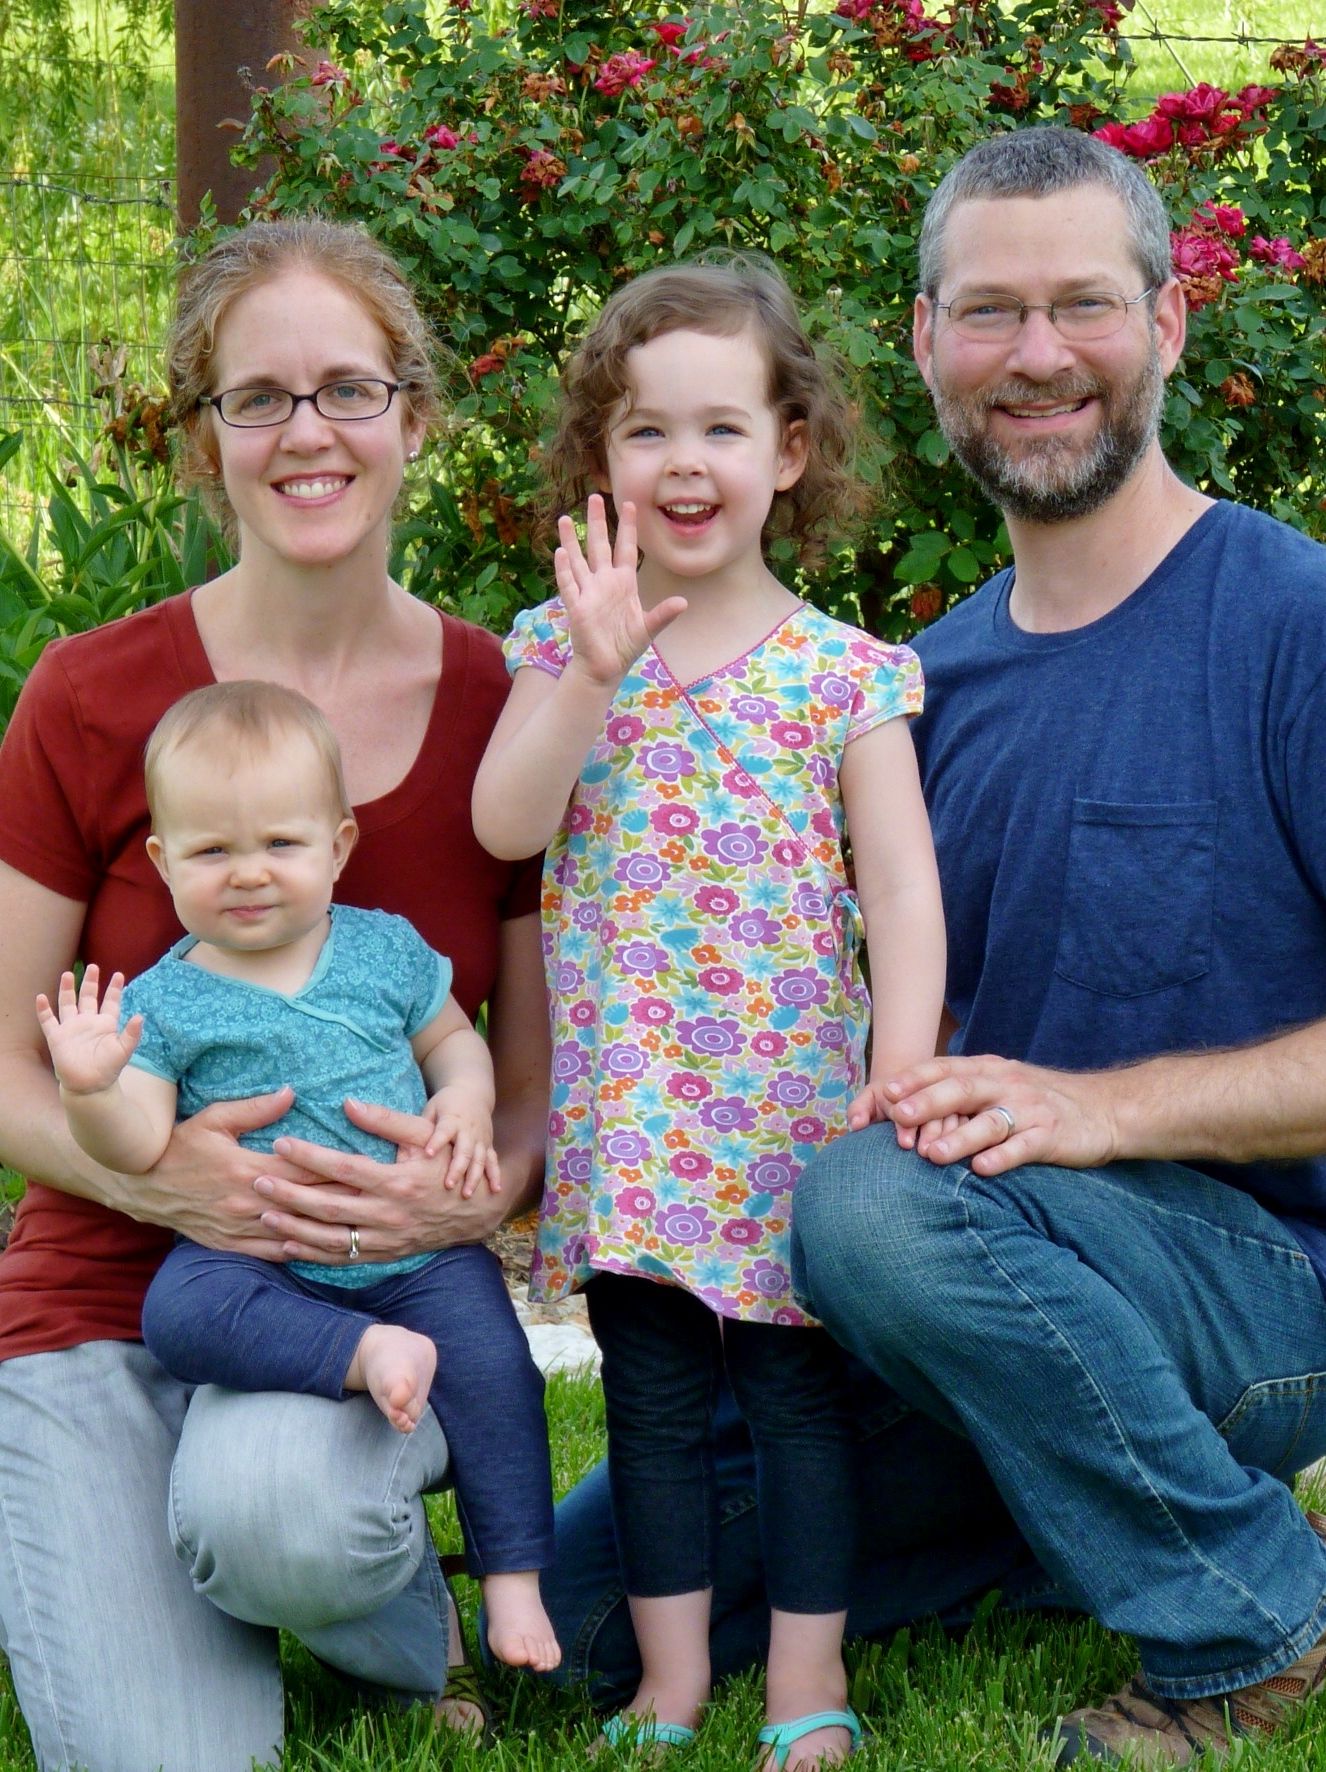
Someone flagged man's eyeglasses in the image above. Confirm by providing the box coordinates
[198,378,408,428]
[934,289,1155,344]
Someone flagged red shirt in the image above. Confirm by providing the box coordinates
[0,593,539,1360]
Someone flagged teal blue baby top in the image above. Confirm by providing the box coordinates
[122,904,452,1288]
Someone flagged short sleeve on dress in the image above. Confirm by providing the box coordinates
[843,638,925,744]
[503,600,571,680]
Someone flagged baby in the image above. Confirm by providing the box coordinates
[37,680,558,1672]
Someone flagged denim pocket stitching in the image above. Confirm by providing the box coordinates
[1216,1371,1326,1478]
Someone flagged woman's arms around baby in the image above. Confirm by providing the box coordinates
[37,964,504,1199]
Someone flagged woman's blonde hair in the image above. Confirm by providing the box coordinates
[542,254,871,568]
[167,215,441,531]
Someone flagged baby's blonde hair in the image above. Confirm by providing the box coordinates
[145,681,354,830]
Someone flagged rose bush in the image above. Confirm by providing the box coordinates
[123,4,1326,637]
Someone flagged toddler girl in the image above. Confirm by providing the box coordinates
[38,680,559,1675]
[473,258,945,1769]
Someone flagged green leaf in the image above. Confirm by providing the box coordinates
[915,430,951,467]
[946,546,981,584]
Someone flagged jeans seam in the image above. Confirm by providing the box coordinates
[954,1167,1308,1649]
[567,1582,629,1687]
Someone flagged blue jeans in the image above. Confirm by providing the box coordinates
[584,1272,859,1613]
[143,1240,554,1576]
[540,1139,1326,1705]
[0,1344,452,1772]
[792,1129,1326,1699]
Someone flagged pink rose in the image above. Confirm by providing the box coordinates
[1120,116,1174,158]
[594,52,657,96]
[1249,235,1306,271]
[1193,201,1245,237]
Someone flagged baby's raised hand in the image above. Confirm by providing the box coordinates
[423,1087,502,1199]
[36,965,143,1097]
[555,494,687,687]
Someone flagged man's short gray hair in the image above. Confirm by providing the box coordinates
[917,126,1173,297]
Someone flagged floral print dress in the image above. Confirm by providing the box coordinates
[506,598,923,1326]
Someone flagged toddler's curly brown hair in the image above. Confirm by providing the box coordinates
[541,254,871,569]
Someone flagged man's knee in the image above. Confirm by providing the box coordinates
[792,1126,971,1334]
[171,1387,449,1632]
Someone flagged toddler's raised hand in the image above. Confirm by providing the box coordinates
[555,494,686,687]
[36,965,143,1097]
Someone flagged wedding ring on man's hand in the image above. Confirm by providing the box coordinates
[990,1105,1016,1140]
[347,1226,360,1261]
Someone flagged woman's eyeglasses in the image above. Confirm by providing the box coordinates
[199,379,407,428]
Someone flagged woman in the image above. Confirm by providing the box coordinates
[0,217,548,1772]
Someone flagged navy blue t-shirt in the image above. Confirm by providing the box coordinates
[911,501,1326,1277]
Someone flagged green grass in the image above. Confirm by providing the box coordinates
[1125,0,1321,98]
[0,1366,1322,1768]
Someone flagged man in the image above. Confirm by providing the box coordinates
[791,126,1326,1766]
[541,127,1326,1768]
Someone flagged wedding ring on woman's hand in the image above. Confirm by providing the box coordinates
[347,1226,360,1261]
[990,1105,1016,1140]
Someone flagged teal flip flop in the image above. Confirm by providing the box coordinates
[599,1711,698,1755]
[756,1708,862,1770]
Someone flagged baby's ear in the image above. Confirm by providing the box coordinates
[145,834,170,885]
[331,817,358,877]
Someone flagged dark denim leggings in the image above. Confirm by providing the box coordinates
[584,1270,859,1614]
[143,1239,554,1578]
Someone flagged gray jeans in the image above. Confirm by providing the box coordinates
[0,1340,451,1772]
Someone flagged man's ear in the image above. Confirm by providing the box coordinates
[913,293,937,393]
[1151,276,1188,377]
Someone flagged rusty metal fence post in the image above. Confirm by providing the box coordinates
[174,0,315,227]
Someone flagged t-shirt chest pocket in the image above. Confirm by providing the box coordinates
[1052,798,1218,998]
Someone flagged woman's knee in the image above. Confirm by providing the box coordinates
[170,1386,449,1632]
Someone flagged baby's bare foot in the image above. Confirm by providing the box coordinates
[483,1570,561,1672]
[345,1325,436,1433]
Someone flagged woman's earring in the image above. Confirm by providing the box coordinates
[407,449,421,462]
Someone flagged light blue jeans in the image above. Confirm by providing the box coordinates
[0,1341,450,1772]
[539,1137,1326,1707]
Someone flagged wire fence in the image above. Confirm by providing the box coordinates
[0,174,175,536]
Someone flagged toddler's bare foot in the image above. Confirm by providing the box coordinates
[483,1570,561,1671]
[345,1324,436,1433]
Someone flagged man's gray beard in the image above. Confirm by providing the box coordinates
[933,347,1166,525]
